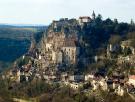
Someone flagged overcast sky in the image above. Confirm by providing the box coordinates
[0,0,134,25]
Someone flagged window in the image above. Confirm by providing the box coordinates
[72,50,74,53]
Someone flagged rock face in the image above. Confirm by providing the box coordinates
[40,18,82,69]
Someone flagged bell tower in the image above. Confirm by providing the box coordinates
[92,10,96,20]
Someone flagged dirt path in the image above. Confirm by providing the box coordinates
[13,98,36,102]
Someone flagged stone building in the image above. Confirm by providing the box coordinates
[51,39,79,65]
[79,16,91,25]
[69,75,84,82]
[121,40,135,55]
[46,43,53,51]
[41,18,80,66]
[128,75,135,87]
[62,39,80,64]
[52,50,63,64]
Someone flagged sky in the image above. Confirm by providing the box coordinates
[0,0,134,25]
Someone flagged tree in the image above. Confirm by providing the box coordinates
[17,56,31,67]
[39,94,51,102]
[123,47,132,56]
[109,35,121,45]
[95,14,103,25]
[127,32,135,39]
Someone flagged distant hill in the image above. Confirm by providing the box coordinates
[0,24,46,40]
[0,23,46,27]
[0,24,47,70]
[0,38,30,62]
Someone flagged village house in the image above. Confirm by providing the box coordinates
[121,40,135,55]
[128,75,135,87]
[43,74,57,81]
[121,40,132,49]
[85,74,94,81]
[107,44,120,58]
[91,80,99,90]
[91,77,108,91]
[99,78,108,91]
[10,67,32,83]
[115,85,125,96]
[69,74,84,82]
[64,81,83,90]
[61,72,68,82]
[107,44,120,52]
[127,84,135,94]
[69,82,83,90]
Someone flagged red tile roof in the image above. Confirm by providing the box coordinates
[129,75,135,80]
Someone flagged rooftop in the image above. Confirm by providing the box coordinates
[129,75,135,80]
[79,16,91,19]
[64,39,78,47]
